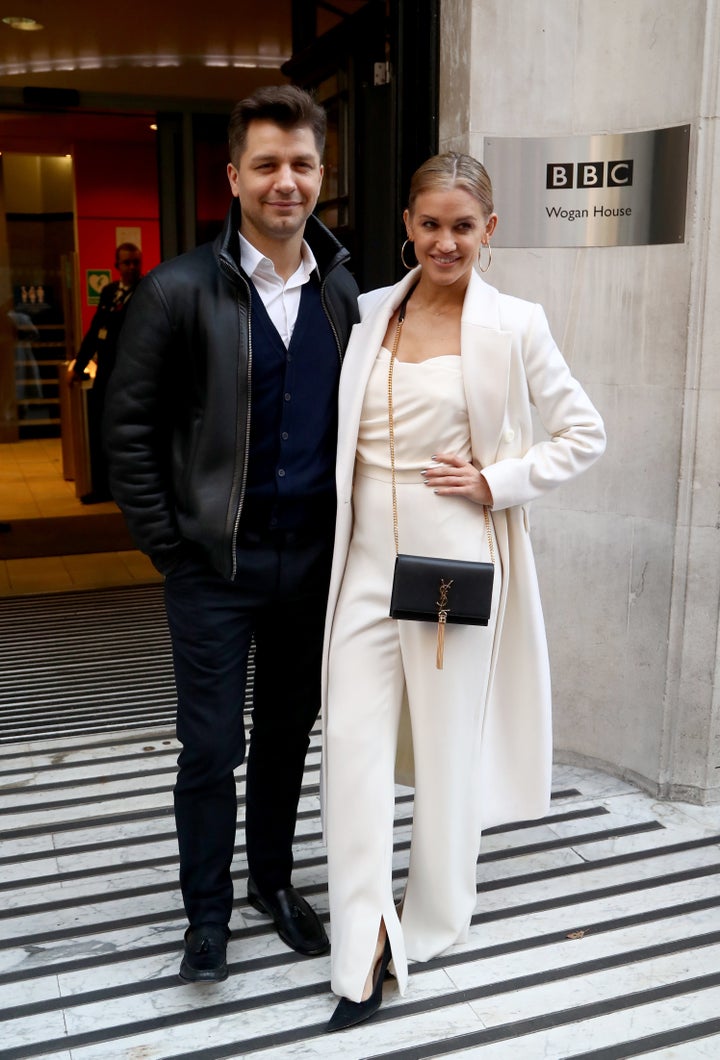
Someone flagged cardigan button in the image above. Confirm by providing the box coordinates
[503,428,515,443]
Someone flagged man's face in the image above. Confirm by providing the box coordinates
[227,120,323,248]
[116,250,142,287]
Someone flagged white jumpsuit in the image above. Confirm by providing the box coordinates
[326,345,501,1002]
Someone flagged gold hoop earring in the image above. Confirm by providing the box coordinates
[401,239,415,271]
[478,241,492,273]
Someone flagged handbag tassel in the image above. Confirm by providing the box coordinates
[436,578,453,669]
[436,611,448,670]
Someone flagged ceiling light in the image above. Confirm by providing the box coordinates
[0,51,291,78]
[2,15,44,31]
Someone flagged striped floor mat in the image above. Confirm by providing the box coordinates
[2,588,720,1056]
[0,585,175,743]
[2,733,720,1059]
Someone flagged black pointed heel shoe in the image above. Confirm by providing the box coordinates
[325,936,392,1033]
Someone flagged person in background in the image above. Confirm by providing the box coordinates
[69,243,143,503]
[105,86,359,984]
[322,152,606,1031]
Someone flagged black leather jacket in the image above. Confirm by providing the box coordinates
[105,200,360,579]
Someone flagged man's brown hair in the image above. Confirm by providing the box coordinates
[228,85,327,164]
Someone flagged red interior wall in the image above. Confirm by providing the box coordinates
[74,140,160,337]
[194,137,231,244]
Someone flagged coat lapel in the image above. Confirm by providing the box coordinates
[336,269,421,500]
[460,270,512,468]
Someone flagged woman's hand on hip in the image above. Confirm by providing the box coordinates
[422,453,494,506]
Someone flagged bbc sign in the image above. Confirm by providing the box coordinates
[483,126,689,247]
[546,160,633,189]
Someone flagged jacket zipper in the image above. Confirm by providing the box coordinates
[320,264,344,363]
[219,255,253,582]
[231,308,252,581]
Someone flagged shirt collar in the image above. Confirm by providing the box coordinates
[238,231,317,286]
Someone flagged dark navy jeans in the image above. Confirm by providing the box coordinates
[164,528,333,928]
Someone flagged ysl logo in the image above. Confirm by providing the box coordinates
[437,578,453,621]
[436,578,453,670]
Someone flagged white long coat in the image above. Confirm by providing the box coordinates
[321,266,606,831]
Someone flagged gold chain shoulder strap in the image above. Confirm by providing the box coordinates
[386,292,495,562]
[387,304,405,556]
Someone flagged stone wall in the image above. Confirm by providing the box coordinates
[439,0,720,801]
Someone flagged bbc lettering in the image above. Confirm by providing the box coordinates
[546,160,634,189]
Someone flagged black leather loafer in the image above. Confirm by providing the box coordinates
[179,924,229,982]
[247,876,329,956]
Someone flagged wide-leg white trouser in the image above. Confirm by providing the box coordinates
[326,468,500,1002]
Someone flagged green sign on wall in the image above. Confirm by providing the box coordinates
[86,269,111,306]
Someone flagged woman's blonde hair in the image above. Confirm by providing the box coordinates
[407,152,494,217]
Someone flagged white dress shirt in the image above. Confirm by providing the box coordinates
[238,232,318,348]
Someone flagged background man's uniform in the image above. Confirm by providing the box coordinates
[73,247,142,502]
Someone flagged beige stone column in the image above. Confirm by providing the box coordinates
[439,0,720,802]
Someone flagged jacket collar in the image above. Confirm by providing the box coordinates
[214,199,350,283]
[363,265,502,329]
[462,266,502,329]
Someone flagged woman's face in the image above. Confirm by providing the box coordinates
[404,186,497,288]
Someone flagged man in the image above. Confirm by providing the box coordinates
[69,243,143,504]
[105,86,359,982]
[70,243,143,503]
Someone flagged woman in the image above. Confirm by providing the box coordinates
[322,153,606,1032]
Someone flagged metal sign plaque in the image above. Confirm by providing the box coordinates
[483,125,689,247]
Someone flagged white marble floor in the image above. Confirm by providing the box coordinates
[2,724,720,1060]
